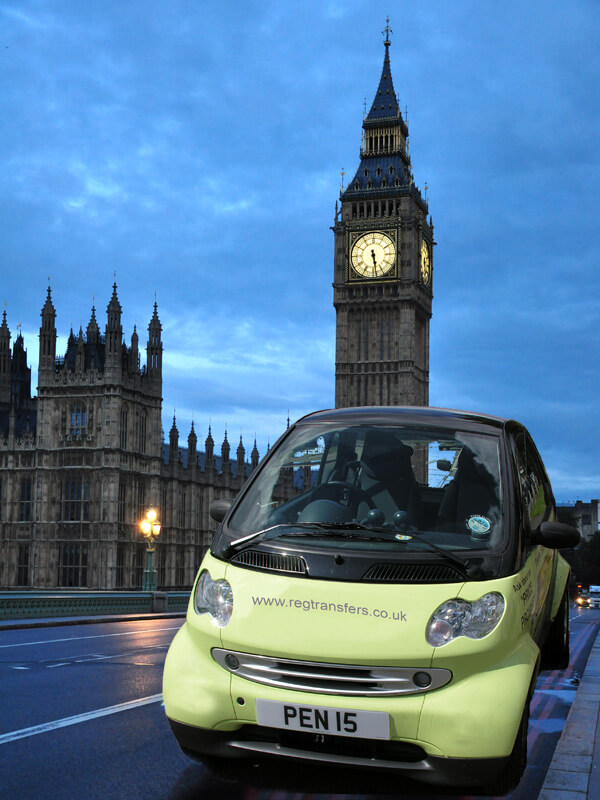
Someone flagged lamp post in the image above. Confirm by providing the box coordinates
[140,508,161,591]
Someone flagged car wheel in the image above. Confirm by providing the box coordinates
[541,590,570,670]
[486,700,529,795]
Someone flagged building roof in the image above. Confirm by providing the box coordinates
[366,40,402,123]
[340,34,425,207]
[161,442,253,480]
[294,406,508,432]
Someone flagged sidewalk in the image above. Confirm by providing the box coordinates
[539,626,600,800]
[0,610,186,631]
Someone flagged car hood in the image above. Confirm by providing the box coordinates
[220,559,465,666]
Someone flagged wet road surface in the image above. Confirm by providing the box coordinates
[0,606,597,800]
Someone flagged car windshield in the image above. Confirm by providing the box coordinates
[227,422,504,553]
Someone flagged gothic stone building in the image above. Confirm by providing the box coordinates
[0,284,260,590]
[333,30,433,408]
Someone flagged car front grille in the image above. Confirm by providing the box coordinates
[362,562,464,583]
[237,724,427,763]
[230,549,307,575]
[212,648,451,696]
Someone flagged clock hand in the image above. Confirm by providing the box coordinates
[371,249,377,267]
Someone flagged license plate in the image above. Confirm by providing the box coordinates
[256,699,389,740]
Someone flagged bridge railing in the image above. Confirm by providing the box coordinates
[0,590,190,620]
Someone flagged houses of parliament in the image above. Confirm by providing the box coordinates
[0,27,432,590]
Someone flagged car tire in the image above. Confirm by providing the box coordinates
[542,590,570,670]
[486,700,529,795]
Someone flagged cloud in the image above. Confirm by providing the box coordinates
[1,0,600,503]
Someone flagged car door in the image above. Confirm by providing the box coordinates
[512,428,557,645]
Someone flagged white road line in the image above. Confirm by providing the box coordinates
[50,644,168,666]
[0,694,163,745]
[0,626,182,649]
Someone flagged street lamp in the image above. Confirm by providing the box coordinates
[140,507,161,591]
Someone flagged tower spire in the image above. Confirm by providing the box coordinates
[332,25,433,410]
[365,22,401,123]
[38,284,57,384]
[382,15,392,46]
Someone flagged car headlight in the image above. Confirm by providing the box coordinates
[194,570,233,627]
[426,592,505,647]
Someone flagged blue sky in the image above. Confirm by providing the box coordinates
[2,0,599,502]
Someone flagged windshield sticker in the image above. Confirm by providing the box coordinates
[394,533,412,541]
[466,515,491,535]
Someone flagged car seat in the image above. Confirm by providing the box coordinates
[359,429,422,526]
[436,447,499,533]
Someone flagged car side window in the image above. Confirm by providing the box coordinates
[514,432,552,531]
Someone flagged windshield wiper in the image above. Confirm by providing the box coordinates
[290,520,475,579]
[223,522,476,579]
[223,522,405,558]
[223,523,331,557]
[345,522,472,578]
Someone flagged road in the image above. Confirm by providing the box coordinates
[0,606,597,800]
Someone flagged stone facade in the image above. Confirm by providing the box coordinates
[572,499,599,541]
[0,284,259,590]
[334,33,433,408]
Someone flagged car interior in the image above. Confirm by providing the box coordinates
[264,426,502,547]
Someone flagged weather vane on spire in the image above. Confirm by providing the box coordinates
[383,16,392,45]
[340,168,346,189]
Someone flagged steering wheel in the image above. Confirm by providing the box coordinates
[310,481,376,510]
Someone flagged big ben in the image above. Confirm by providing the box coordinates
[333,21,433,408]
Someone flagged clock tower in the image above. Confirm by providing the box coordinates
[333,23,433,408]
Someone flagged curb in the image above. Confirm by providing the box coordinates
[538,626,600,800]
[0,612,186,631]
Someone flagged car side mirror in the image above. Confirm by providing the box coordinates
[532,521,580,549]
[437,459,452,472]
[210,498,233,523]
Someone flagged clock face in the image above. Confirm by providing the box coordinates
[351,232,396,278]
[420,240,431,285]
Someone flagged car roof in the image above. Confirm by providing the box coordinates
[295,406,512,433]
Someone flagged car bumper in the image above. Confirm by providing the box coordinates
[163,620,535,788]
[167,717,510,788]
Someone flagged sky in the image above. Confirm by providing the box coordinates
[1,0,599,503]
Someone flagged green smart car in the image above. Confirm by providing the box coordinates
[163,407,580,793]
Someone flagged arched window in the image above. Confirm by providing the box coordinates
[62,475,90,522]
[70,402,87,437]
[59,543,88,587]
[139,411,147,454]
[120,405,128,449]
[20,477,32,521]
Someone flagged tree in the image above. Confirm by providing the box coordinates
[563,530,600,587]
[557,506,578,528]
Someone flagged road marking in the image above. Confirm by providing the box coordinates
[50,644,168,666]
[0,626,182,649]
[0,694,163,745]
[3,645,169,672]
